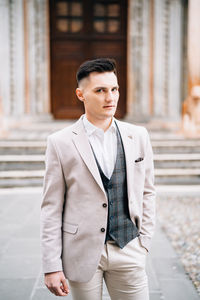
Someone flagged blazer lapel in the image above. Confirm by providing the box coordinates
[116,120,134,200]
[71,118,106,195]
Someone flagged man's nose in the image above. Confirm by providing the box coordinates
[105,91,114,101]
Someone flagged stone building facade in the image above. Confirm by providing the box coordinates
[0,0,194,130]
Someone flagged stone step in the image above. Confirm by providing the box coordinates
[154,153,200,168]
[0,155,45,171]
[2,168,197,178]
[1,184,200,195]
[152,140,200,154]
[1,154,200,170]
[155,168,200,176]
[0,141,46,155]
[155,154,200,160]
[1,139,200,154]
[156,184,200,195]
[0,136,200,186]
[0,168,199,187]
[0,170,44,188]
[0,170,44,178]
[155,168,200,185]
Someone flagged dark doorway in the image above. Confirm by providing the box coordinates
[49,0,127,119]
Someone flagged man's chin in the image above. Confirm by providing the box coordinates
[104,109,116,117]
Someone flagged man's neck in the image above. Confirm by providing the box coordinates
[85,115,113,132]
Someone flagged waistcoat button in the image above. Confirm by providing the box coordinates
[101,228,105,232]
[102,203,107,208]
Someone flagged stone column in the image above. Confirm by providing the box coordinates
[127,0,151,122]
[0,0,26,124]
[182,0,200,134]
[0,0,11,135]
[168,0,183,120]
[0,0,10,117]
[26,0,51,118]
[0,0,51,135]
[127,0,184,125]
[10,0,25,117]
[153,0,183,121]
[187,0,200,89]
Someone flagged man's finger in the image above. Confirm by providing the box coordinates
[53,286,68,296]
[46,284,63,296]
[44,271,69,296]
[61,277,69,293]
[48,287,57,295]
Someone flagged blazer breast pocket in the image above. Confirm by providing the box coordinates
[134,157,145,167]
[62,222,78,235]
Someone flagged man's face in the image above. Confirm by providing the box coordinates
[76,71,119,122]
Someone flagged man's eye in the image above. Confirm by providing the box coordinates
[112,87,118,92]
[96,89,103,93]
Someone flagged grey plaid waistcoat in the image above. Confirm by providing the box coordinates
[91,123,139,249]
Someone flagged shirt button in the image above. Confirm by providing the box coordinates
[101,228,105,232]
[102,203,107,208]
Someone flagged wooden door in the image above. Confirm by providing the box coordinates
[49,0,127,119]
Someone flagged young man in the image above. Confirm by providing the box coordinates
[41,58,156,300]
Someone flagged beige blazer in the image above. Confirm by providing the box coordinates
[41,116,156,282]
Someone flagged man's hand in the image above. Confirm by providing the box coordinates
[45,271,69,296]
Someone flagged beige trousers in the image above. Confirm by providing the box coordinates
[68,237,149,300]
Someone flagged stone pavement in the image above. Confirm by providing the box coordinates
[0,187,199,300]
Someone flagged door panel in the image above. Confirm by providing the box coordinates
[49,0,127,119]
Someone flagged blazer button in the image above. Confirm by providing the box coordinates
[102,203,107,208]
[101,228,105,232]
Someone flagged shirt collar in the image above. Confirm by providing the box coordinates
[82,114,116,136]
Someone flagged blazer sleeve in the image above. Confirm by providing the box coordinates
[139,128,156,251]
[40,135,66,273]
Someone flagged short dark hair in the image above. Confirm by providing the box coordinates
[76,58,117,85]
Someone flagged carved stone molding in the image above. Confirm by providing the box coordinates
[0,0,10,116]
[154,0,183,120]
[10,0,25,117]
[130,0,151,121]
[168,0,183,120]
[27,0,50,115]
[188,0,200,87]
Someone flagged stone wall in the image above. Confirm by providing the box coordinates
[0,0,187,126]
[0,0,50,126]
[129,0,185,122]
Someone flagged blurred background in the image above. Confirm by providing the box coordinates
[0,0,200,299]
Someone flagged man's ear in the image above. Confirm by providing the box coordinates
[76,88,84,102]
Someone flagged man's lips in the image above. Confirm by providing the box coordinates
[103,105,115,108]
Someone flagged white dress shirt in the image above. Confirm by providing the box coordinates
[82,115,117,179]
